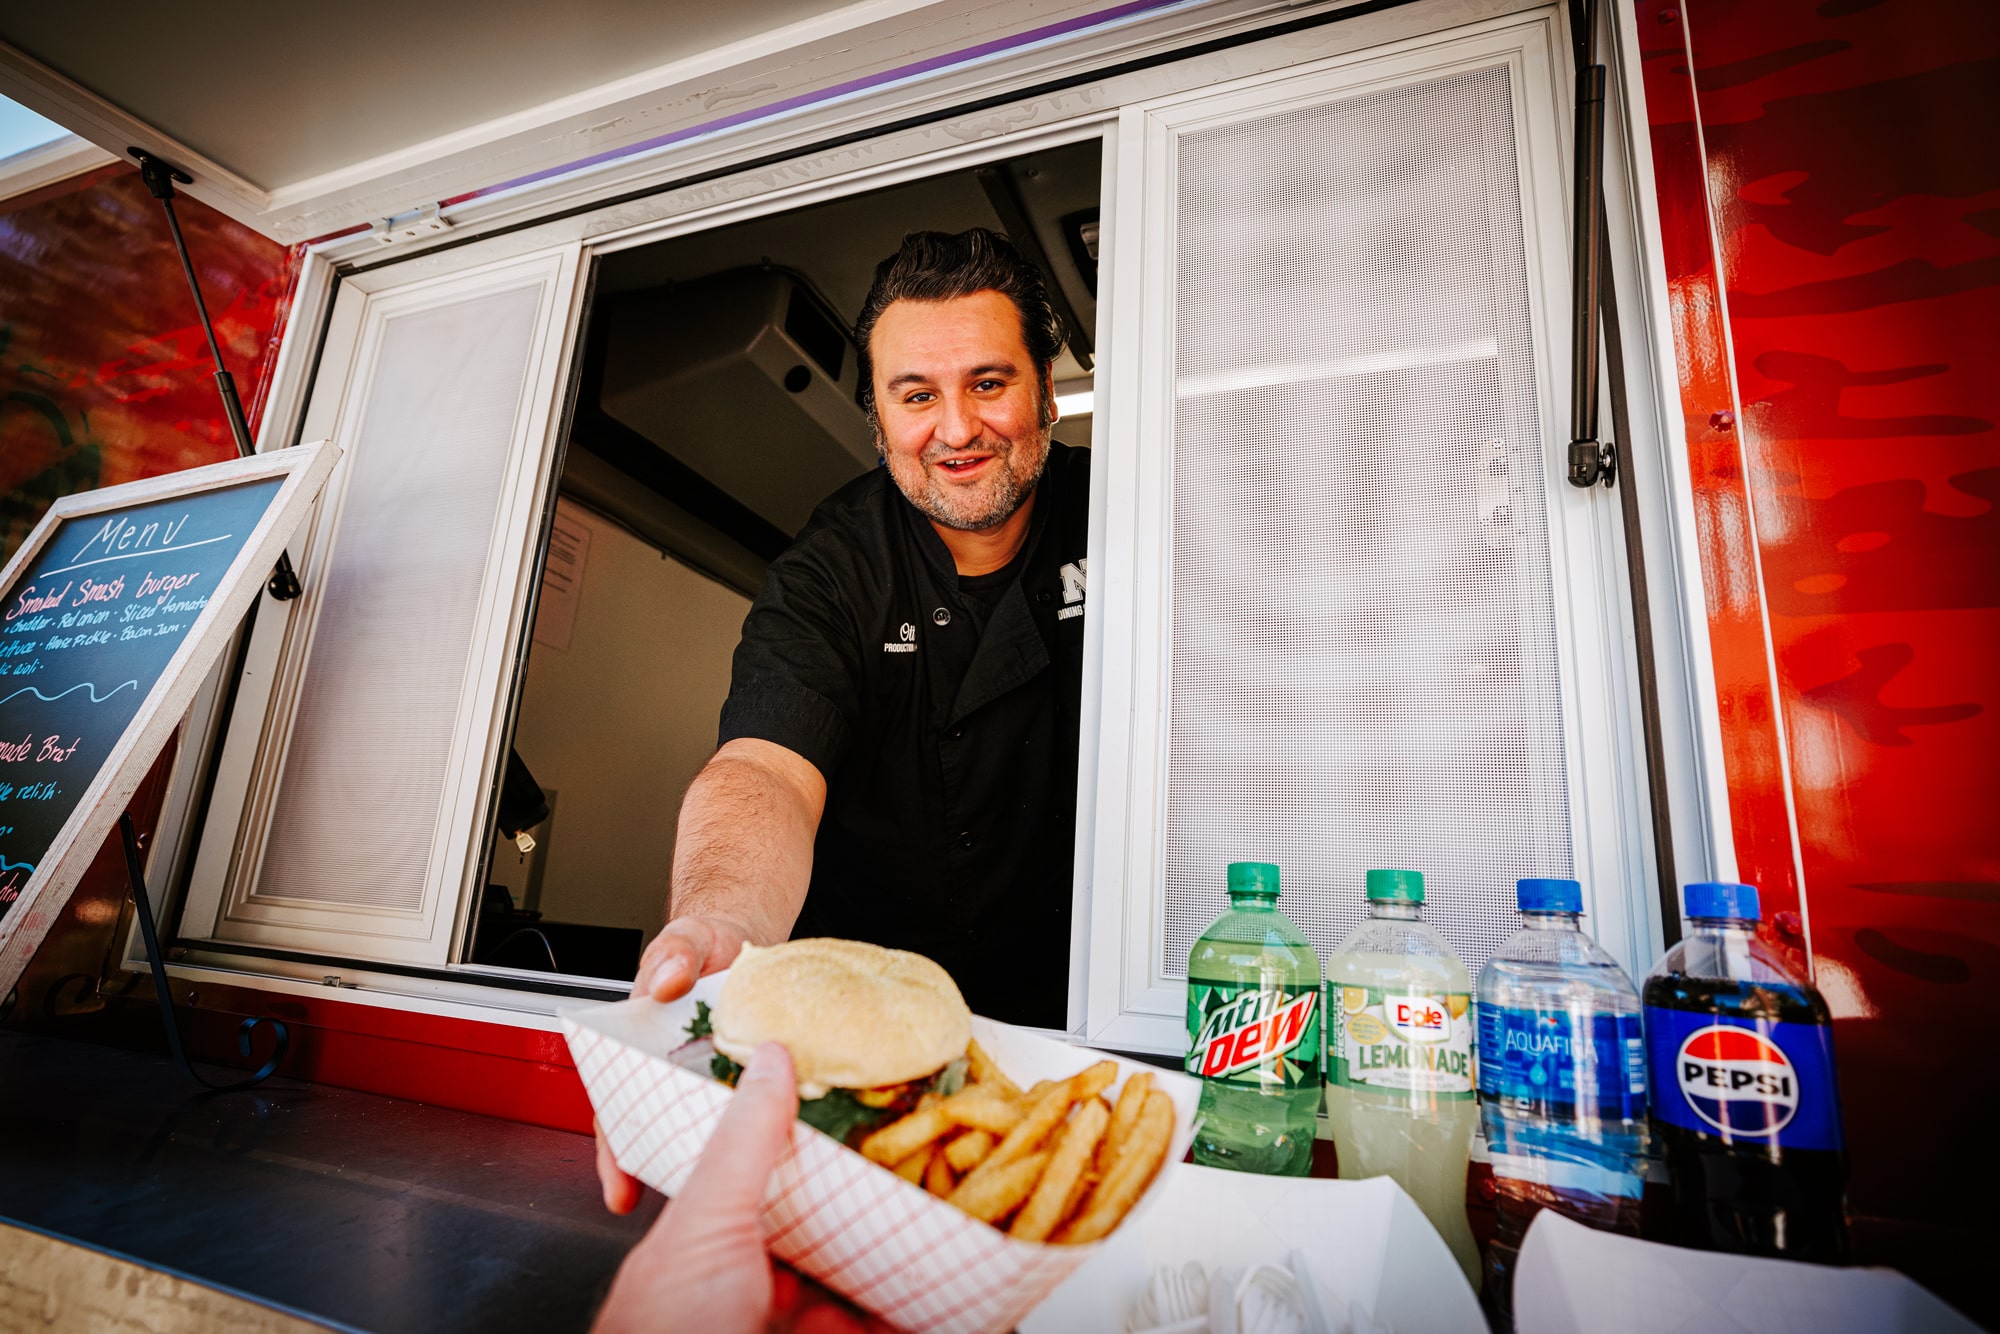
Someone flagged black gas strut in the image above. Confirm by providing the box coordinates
[1566,0,1615,489]
[129,148,303,598]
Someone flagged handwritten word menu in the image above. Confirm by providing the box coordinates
[0,477,284,921]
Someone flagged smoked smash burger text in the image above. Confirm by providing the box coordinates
[683,938,973,1145]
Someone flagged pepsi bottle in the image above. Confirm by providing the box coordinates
[1642,883,1847,1262]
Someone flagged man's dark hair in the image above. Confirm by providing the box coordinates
[853,228,1066,418]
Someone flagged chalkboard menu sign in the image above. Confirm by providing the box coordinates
[0,443,336,996]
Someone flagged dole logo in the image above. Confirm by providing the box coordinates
[1387,995,1449,1044]
[1675,1025,1798,1136]
[1197,990,1317,1079]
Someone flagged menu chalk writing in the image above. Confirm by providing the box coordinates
[0,477,285,922]
[0,443,333,998]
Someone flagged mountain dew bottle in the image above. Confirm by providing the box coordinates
[1186,862,1324,1176]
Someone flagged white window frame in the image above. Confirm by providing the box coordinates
[131,0,1720,1034]
[1082,10,1662,1052]
[174,246,586,965]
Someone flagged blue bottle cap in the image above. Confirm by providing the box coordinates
[1516,878,1582,913]
[1683,882,1761,921]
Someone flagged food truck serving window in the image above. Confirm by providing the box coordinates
[154,1,1675,1041]
[1162,66,1574,986]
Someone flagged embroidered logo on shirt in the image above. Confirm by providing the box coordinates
[884,622,917,653]
[1057,558,1088,621]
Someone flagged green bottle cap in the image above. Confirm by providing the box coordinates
[1365,868,1424,902]
[1227,862,1281,897]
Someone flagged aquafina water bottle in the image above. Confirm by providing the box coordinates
[1476,878,1649,1329]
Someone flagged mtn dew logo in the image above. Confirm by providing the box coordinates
[1187,983,1320,1086]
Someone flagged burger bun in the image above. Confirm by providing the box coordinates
[711,938,971,1098]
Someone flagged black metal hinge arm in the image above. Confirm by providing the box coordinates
[130,149,303,599]
[1566,0,1616,489]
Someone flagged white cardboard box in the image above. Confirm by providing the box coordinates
[1022,1166,1487,1333]
[564,975,1201,1334]
[1515,1210,1981,1334]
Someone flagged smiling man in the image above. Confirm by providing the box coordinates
[619,229,1088,1072]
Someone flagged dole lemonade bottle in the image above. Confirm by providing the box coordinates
[1186,862,1323,1176]
[1325,869,1480,1282]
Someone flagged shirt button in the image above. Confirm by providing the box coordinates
[958,831,975,850]
[950,727,964,740]
[932,607,951,626]
[1036,590,1053,605]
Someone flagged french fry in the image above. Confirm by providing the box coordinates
[943,1129,997,1172]
[949,1150,1050,1224]
[836,1042,1171,1243]
[892,1146,931,1184]
[1059,1167,1097,1228]
[984,1082,1073,1173]
[860,1104,953,1166]
[949,1080,1071,1212]
[965,1039,1022,1100]
[1010,1098,1110,1242]
[1063,1060,1118,1103]
[924,1148,956,1197]
[1098,1071,1154,1171]
[1057,1089,1173,1244]
[940,1087,1025,1136]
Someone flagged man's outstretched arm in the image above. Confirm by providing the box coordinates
[597,736,825,1214]
[637,736,826,1000]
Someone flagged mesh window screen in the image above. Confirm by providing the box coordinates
[253,285,544,913]
[1162,65,1573,979]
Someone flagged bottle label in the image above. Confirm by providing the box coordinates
[1643,1006,1844,1151]
[1327,984,1474,1098]
[1489,1151,1643,1201]
[1477,1006,1647,1120]
[1186,982,1321,1088]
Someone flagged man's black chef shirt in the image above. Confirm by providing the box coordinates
[718,442,1089,1028]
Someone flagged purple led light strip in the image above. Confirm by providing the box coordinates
[437,0,1187,208]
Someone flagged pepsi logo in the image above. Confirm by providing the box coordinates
[1675,1025,1798,1136]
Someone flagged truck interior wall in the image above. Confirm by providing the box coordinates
[489,499,748,941]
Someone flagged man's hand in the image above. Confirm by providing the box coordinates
[596,737,824,1214]
[633,913,755,1004]
[597,913,755,1213]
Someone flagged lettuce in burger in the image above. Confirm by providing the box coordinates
[677,938,970,1147]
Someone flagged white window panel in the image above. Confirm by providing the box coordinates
[1084,12,1651,1051]
[180,247,583,964]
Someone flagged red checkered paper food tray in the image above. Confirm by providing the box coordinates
[563,973,1200,1334]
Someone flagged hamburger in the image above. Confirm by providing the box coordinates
[681,938,973,1145]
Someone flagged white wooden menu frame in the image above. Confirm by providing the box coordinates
[0,442,338,997]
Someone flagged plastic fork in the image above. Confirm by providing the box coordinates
[1126,1261,1212,1333]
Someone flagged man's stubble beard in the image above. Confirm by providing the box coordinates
[876,399,1055,533]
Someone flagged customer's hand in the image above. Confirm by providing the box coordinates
[597,914,754,1214]
[591,1043,879,1334]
